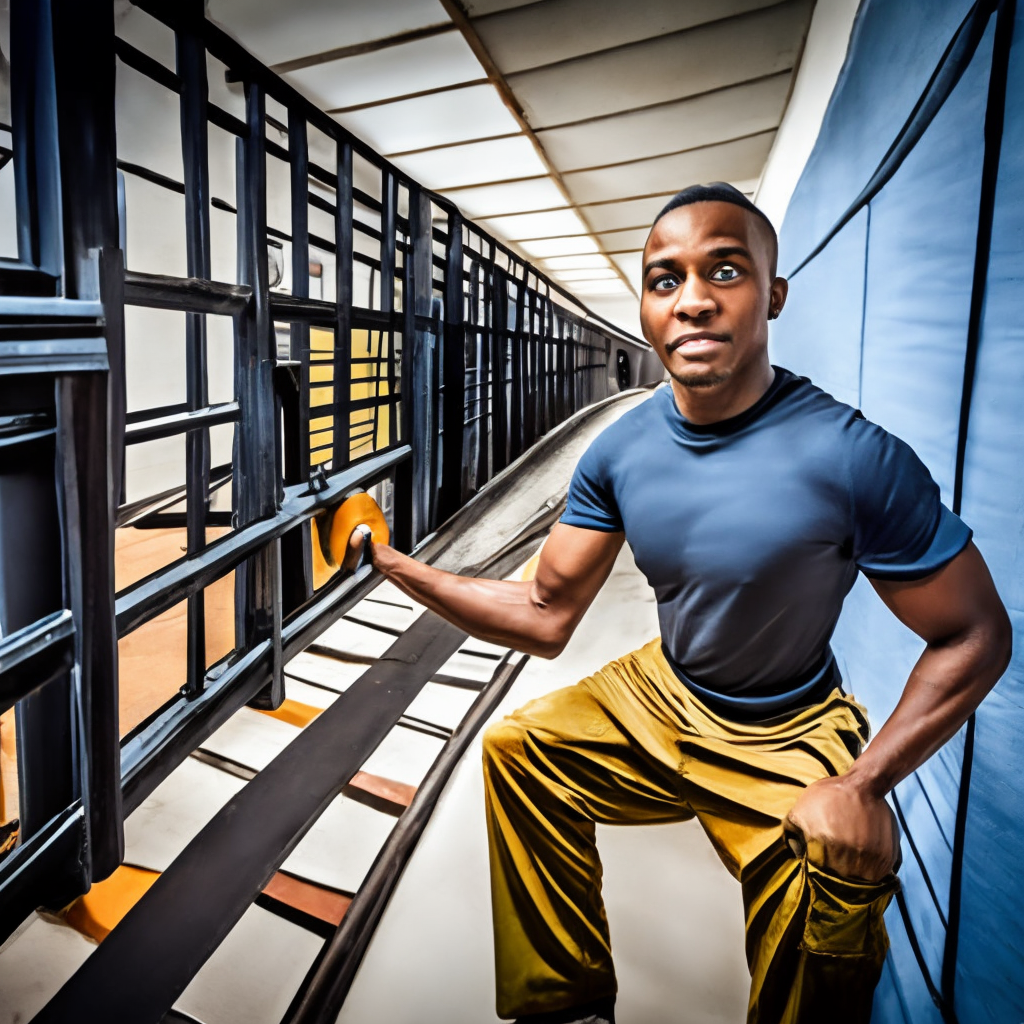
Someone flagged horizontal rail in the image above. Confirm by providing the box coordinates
[124,271,252,315]
[0,610,75,716]
[115,445,410,636]
[124,401,240,444]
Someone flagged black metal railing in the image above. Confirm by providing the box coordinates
[0,0,659,943]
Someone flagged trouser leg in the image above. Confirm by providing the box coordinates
[683,687,897,1024]
[482,672,692,1020]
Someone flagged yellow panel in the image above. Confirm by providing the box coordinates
[310,386,334,408]
[310,327,334,352]
[310,365,334,383]
[310,414,333,432]
[310,448,333,466]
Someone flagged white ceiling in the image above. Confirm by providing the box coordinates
[207,0,817,335]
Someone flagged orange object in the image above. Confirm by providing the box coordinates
[256,698,323,729]
[326,492,389,567]
[63,865,161,943]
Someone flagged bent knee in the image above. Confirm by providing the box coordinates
[482,717,529,767]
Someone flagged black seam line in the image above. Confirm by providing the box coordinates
[944,1,1014,1008]
[894,888,953,1019]
[890,787,949,928]
[269,22,456,74]
[914,771,954,856]
[787,0,999,279]
[384,130,525,158]
[857,203,870,408]
[500,0,804,80]
[435,127,777,199]
[328,77,491,115]
[533,69,794,134]
[560,127,777,177]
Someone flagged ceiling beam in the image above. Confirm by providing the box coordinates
[328,78,489,115]
[437,0,638,299]
[269,22,456,75]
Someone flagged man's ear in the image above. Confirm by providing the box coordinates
[769,277,789,319]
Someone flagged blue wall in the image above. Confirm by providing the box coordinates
[771,1,1023,1020]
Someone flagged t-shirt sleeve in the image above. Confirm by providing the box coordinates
[560,438,624,532]
[849,419,972,580]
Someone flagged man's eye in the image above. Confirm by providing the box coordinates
[651,273,679,291]
[711,264,740,282]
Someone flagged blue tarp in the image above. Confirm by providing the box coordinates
[771,1,1023,1020]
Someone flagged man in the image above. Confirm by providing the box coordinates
[346,183,1011,1024]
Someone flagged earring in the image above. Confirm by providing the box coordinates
[768,309,778,320]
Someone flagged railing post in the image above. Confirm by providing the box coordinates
[438,209,466,522]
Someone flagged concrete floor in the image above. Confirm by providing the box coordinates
[337,543,750,1024]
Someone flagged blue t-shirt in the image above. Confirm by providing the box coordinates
[561,368,972,715]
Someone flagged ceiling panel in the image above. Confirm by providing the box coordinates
[582,195,678,233]
[539,254,613,271]
[207,0,444,66]
[564,132,775,205]
[474,0,782,75]
[478,208,590,240]
[462,0,540,14]
[597,227,653,252]
[549,267,620,281]
[564,278,633,297]
[585,293,644,335]
[612,252,645,290]
[537,73,791,171]
[508,0,812,128]
[517,236,602,259]
[443,177,569,218]
[333,85,520,155]
[283,31,484,112]
[392,135,546,191]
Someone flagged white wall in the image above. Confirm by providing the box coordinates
[755,0,862,230]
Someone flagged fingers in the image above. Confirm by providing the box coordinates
[341,524,373,572]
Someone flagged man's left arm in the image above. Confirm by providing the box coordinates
[785,541,1012,882]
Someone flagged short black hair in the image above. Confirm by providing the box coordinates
[652,182,778,276]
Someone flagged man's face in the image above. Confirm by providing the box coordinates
[639,201,785,392]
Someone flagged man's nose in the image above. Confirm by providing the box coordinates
[673,277,716,319]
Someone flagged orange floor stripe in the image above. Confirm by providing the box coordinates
[349,771,416,808]
[256,698,323,729]
[62,865,161,943]
[262,872,352,927]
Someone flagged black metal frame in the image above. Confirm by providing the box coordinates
[0,0,657,944]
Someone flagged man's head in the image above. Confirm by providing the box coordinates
[640,183,787,397]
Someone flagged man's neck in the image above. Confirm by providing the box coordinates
[669,361,776,425]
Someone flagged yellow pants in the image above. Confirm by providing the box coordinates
[482,639,897,1023]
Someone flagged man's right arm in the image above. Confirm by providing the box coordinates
[348,523,625,658]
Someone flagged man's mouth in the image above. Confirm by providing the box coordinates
[666,332,731,354]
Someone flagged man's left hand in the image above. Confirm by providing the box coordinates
[783,775,900,883]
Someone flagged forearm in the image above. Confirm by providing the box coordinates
[844,624,1010,798]
[371,543,569,657]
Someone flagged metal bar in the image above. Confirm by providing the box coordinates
[333,129,353,476]
[284,653,527,1024]
[115,446,410,637]
[234,79,283,709]
[123,270,252,314]
[491,271,509,475]
[0,610,75,717]
[35,613,471,1024]
[178,6,214,700]
[437,208,466,521]
[124,402,240,444]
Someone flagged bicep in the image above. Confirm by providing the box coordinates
[531,523,625,623]
[869,542,1009,646]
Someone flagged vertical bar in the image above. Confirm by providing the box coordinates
[508,275,524,463]
[523,286,538,451]
[395,184,433,549]
[473,261,488,493]
[235,82,283,710]
[437,209,466,522]
[10,0,62,277]
[555,316,567,426]
[51,0,123,879]
[333,140,354,470]
[177,8,212,700]
[281,109,312,609]
[491,272,509,475]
